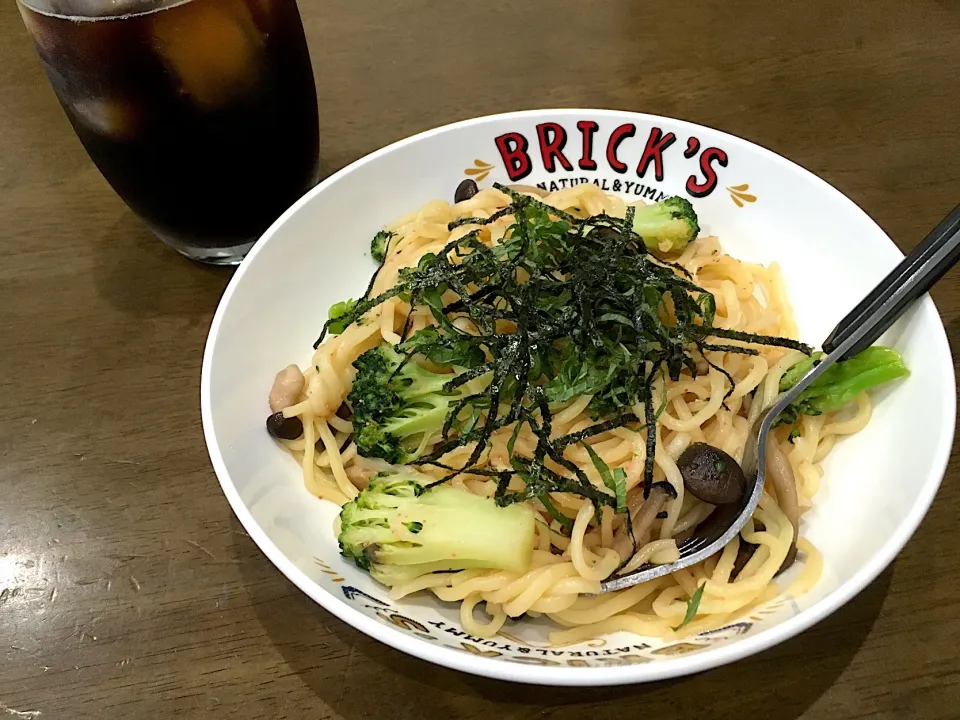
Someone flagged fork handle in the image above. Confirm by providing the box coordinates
[822,202,960,360]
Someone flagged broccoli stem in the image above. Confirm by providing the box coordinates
[778,351,824,392]
[384,397,452,439]
[338,473,535,588]
[779,346,909,420]
[372,485,533,571]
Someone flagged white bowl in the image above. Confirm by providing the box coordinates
[201,109,955,686]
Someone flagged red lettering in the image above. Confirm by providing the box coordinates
[605,123,636,174]
[684,136,701,158]
[636,127,676,181]
[686,147,729,197]
[494,132,532,181]
[576,120,599,170]
[536,123,573,173]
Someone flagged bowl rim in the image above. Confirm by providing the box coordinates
[201,108,956,686]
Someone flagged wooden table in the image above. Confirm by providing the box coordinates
[2,1,959,717]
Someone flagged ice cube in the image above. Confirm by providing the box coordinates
[151,0,264,109]
[71,97,142,140]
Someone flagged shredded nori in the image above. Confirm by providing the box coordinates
[319,184,812,516]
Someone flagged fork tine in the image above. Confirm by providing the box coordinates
[675,536,703,553]
[678,535,714,555]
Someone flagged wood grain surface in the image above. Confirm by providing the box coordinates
[2,1,960,717]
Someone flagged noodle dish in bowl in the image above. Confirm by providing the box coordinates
[202,110,955,685]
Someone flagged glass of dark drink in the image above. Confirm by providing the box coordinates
[18,0,320,265]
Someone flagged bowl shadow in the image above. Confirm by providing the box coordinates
[235,518,891,720]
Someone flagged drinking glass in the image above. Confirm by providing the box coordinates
[18,0,321,265]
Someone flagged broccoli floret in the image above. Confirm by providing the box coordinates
[371,230,396,263]
[327,298,357,335]
[338,470,535,587]
[348,343,470,464]
[777,346,909,426]
[631,196,700,252]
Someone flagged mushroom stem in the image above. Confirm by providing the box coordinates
[612,488,668,561]
[765,434,800,537]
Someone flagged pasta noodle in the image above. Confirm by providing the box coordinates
[273,184,874,644]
